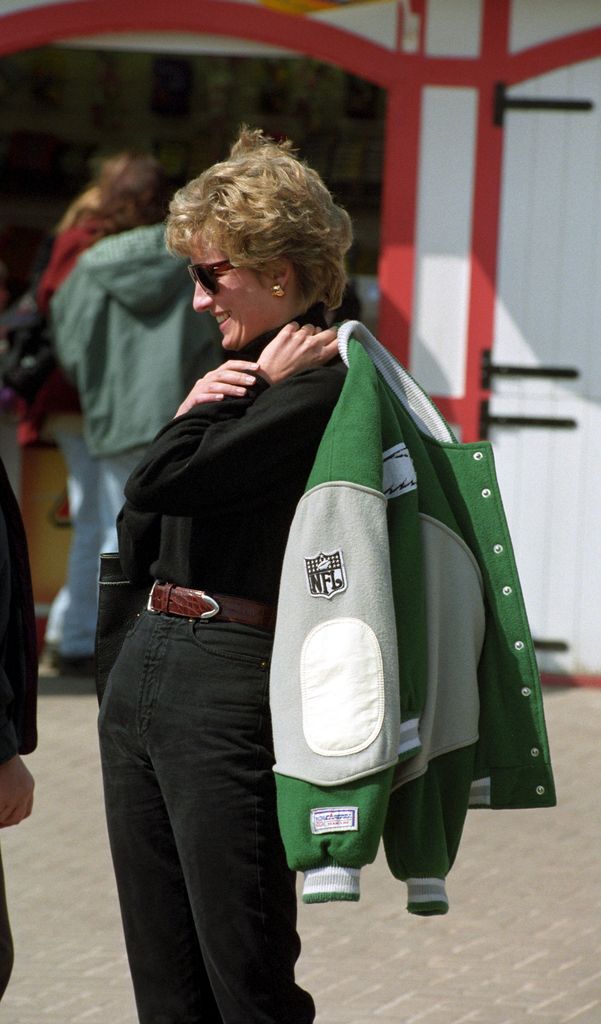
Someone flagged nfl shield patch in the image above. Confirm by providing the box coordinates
[304,549,347,599]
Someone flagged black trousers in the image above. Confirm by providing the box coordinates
[0,847,14,1000]
[98,610,314,1024]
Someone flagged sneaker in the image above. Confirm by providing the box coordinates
[39,643,60,676]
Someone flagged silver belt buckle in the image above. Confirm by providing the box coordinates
[199,592,220,619]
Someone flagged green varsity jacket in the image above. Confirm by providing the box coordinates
[270,322,556,915]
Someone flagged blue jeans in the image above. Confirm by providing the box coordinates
[45,430,102,658]
[97,448,146,557]
[98,611,314,1024]
[0,846,14,999]
[46,443,146,658]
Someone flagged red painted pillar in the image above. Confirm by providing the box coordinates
[462,0,511,440]
[377,76,422,364]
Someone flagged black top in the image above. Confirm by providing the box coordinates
[118,306,347,606]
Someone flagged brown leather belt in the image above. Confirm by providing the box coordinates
[148,581,276,633]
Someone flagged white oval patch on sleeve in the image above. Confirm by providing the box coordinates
[300,617,385,756]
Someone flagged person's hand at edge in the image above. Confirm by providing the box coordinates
[0,755,34,828]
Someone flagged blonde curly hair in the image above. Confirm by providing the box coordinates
[166,127,352,310]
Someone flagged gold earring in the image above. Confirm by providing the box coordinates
[272,283,285,297]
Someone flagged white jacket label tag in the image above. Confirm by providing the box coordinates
[310,807,359,834]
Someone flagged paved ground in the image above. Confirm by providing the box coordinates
[1,676,600,1024]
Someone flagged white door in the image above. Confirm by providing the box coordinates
[489,57,601,676]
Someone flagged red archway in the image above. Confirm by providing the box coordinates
[0,0,398,85]
[2,1,600,407]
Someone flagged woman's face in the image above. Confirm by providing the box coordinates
[189,247,291,352]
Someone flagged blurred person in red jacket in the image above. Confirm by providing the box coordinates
[30,182,106,676]
[34,154,177,676]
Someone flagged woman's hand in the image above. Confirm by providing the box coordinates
[175,360,259,417]
[0,755,34,828]
[258,322,339,386]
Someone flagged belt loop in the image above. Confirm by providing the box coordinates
[165,582,174,613]
[147,580,158,612]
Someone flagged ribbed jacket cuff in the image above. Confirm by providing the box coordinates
[302,865,361,903]
[406,877,449,916]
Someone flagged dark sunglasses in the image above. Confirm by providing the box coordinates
[187,259,235,294]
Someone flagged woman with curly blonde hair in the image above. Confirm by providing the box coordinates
[99,127,353,1023]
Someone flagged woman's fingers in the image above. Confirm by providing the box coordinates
[292,325,339,362]
[317,331,340,360]
[201,361,259,387]
[207,359,259,376]
[258,322,339,384]
[175,361,259,416]
[203,372,257,391]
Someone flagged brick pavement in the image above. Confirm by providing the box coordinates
[1,680,600,1024]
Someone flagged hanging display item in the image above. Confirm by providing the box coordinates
[151,57,193,117]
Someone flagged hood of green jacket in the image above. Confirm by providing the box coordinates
[78,222,190,316]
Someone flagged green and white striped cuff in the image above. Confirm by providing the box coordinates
[469,776,491,807]
[406,877,449,915]
[302,865,361,903]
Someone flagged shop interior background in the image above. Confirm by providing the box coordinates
[0,45,383,327]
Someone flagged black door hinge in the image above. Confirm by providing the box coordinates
[481,350,579,389]
[533,638,569,653]
[480,400,578,437]
[480,353,580,436]
[494,81,593,126]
